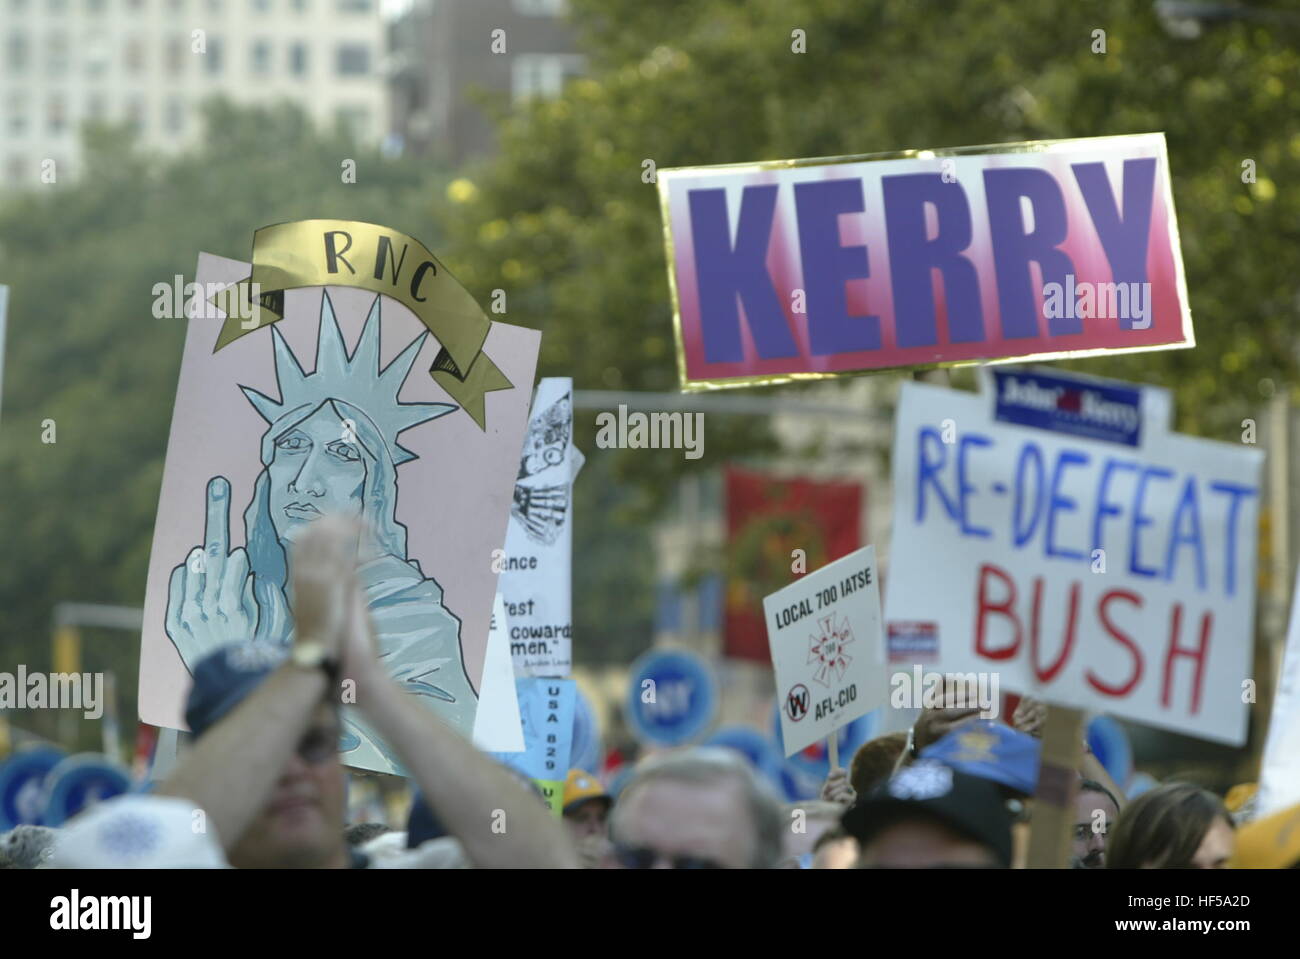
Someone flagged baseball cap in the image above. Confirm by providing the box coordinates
[184,642,288,738]
[1230,800,1300,869]
[562,768,611,815]
[842,759,1014,867]
[921,719,1040,796]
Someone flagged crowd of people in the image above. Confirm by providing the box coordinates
[2,516,1296,870]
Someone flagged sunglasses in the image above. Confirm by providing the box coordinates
[612,842,724,870]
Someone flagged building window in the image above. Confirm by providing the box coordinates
[47,33,71,77]
[84,36,110,77]
[251,0,269,10]
[335,43,369,76]
[85,93,106,122]
[48,93,67,135]
[166,35,185,75]
[7,156,26,183]
[336,0,370,11]
[288,42,307,77]
[206,36,224,74]
[291,0,306,9]
[5,34,27,74]
[511,53,584,102]
[512,0,567,14]
[85,0,106,13]
[126,96,144,134]
[207,0,222,12]
[48,0,68,12]
[124,36,145,74]
[251,39,271,75]
[167,0,184,10]
[7,92,28,135]
[164,97,184,134]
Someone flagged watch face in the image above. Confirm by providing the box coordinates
[294,643,326,667]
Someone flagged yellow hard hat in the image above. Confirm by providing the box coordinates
[562,768,611,813]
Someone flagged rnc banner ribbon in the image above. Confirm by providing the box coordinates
[210,219,512,429]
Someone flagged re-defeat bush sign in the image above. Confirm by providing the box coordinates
[884,370,1262,745]
[658,134,1191,389]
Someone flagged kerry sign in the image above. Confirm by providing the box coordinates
[657,134,1192,389]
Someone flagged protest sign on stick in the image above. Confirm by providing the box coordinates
[764,546,887,757]
[139,222,540,774]
[658,134,1191,390]
[885,367,1263,746]
[1258,564,1300,816]
[499,377,584,677]
[490,677,577,816]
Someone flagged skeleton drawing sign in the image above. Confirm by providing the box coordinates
[499,377,584,677]
[140,222,540,773]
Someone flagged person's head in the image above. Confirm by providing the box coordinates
[1073,779,1121,869]
[606,747,783,869]
[562,769,612,844]
[1105,782,1234,869]
[843,760,1013,868]
[811,825,859,869]
[186,643,349,869]
[849,732,908,796]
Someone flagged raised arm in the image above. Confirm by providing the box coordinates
[341,569,578,868]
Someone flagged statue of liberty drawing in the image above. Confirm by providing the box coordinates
[164,290,477,772]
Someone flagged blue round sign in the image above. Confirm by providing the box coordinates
[705,725,785,792]
[41,754,133,826]
[0,746,67,830]
[625,649,718,747]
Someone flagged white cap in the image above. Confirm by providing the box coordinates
[47,795,228,869]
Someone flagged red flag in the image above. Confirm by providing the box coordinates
[724,467,863,662]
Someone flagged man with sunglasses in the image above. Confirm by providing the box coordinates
[51,516,578,870]
[603,748,783,869]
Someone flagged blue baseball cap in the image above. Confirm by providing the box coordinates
[184,643,289,738]
[919,719,1040,796]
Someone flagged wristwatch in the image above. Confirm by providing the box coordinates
[291,640,341,687]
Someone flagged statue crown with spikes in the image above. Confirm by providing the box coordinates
[240,292,456,467]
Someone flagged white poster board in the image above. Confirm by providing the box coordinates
[884,371,1263,745]
[500,377,584,677]
[1258,564,1300,815]
[764,545,887,756]
[471,593,525,753]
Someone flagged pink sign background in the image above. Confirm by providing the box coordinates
[659,134,1191,387]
